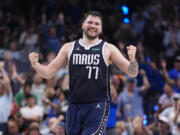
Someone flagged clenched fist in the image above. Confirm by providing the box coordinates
[127,45,137,62]
[29,52,39,67]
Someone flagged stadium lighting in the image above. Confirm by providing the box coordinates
[153,105,158,111]
[123,18,130,23]
[143,114,148,125]
[121,5,129,15]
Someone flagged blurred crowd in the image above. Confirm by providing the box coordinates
[1,0,180,135]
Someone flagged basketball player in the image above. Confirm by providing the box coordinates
[29,11,138,135]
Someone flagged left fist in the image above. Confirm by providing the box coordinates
[127,45,137,62]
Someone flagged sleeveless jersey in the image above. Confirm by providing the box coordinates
[68,39,111,103]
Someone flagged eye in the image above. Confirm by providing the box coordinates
[87,21,93,24]
[95,22,100,26]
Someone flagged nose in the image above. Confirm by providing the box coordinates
[89,23,96,29]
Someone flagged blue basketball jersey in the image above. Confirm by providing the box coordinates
[68,39,111,103]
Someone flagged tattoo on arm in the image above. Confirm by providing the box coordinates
[128,61,138,76]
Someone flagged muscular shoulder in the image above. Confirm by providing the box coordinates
[61,41,74,51]
[59,41,74,55]
[104,43,118,64]
[105,43,118,51]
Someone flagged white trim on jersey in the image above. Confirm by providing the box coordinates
[106,67,110,101]
[79,39,102,50]
[68,41,75,63]
[102,42,109,67]
[67,41,75,71]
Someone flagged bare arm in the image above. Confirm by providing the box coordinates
[12,64,25,84]
[161,60,175,84]
[173,100,180,124]
[107,44,138,77]
[29,43,72,79]
[43,98,59,113]
[50,115,64,133]
[139,69,150,91]
[0,61,12,95]
[25,116,41,122]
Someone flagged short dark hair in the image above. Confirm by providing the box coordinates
[26,94,34,100]
[23,80,32,89]
[165,82,174,89]
[82,11,103,23]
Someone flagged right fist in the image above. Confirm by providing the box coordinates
[29,52,39,66]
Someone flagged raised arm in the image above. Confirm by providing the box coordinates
[0,61,12,95]
[139,69,150,92]
[161,59,175,84]
[106,43,138,77]
[29,42,72,79]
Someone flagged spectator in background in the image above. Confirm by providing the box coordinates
[40,117,57,135]
[161,58,180,93]
[137,41,164,119]
[163,20,180,65]
[158,82,174,112]
[137,41,164,92]
[43,89,68,121]
[127,116,152,135]
[42,87,57,119]
[116,41,127,58]
[149,115,171,135]
[113,24,136,45]
[19,25,39,62]
[116,121,127,135]
[31,73,46,106]
[103,15,118,43]
[0,10,6,48]
[131,7,147,37]
[20,94,44,123]
[41,13,65,55]
[111,74,125,94]
[8,41,20,61]
[160,93,180,134]
[0,61,12,133]
[49,115,65,135]
[175,77,180,93]
[168,53,180,83]
[106,84,119,135]
[10,64,31,94]
[15,113,28,134]
[40,115,65,135]
[118,69,150,121]
[157,115,172,135]
[27,122,41,135]
[7,119,21,135]
[14,80,37,108]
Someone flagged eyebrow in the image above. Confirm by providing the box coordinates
[87,20,101,24]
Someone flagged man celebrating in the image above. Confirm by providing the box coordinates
[29,11,138,135]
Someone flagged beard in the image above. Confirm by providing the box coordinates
[83,29,101,40]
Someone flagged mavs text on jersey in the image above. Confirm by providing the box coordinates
[68,39,111,103]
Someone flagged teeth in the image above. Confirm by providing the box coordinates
[89,30,95,32]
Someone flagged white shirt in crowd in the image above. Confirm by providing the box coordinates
[20,105,44,119]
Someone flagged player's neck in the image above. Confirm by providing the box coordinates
[81,36,100,46]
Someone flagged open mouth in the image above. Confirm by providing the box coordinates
[88,29,97,34]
